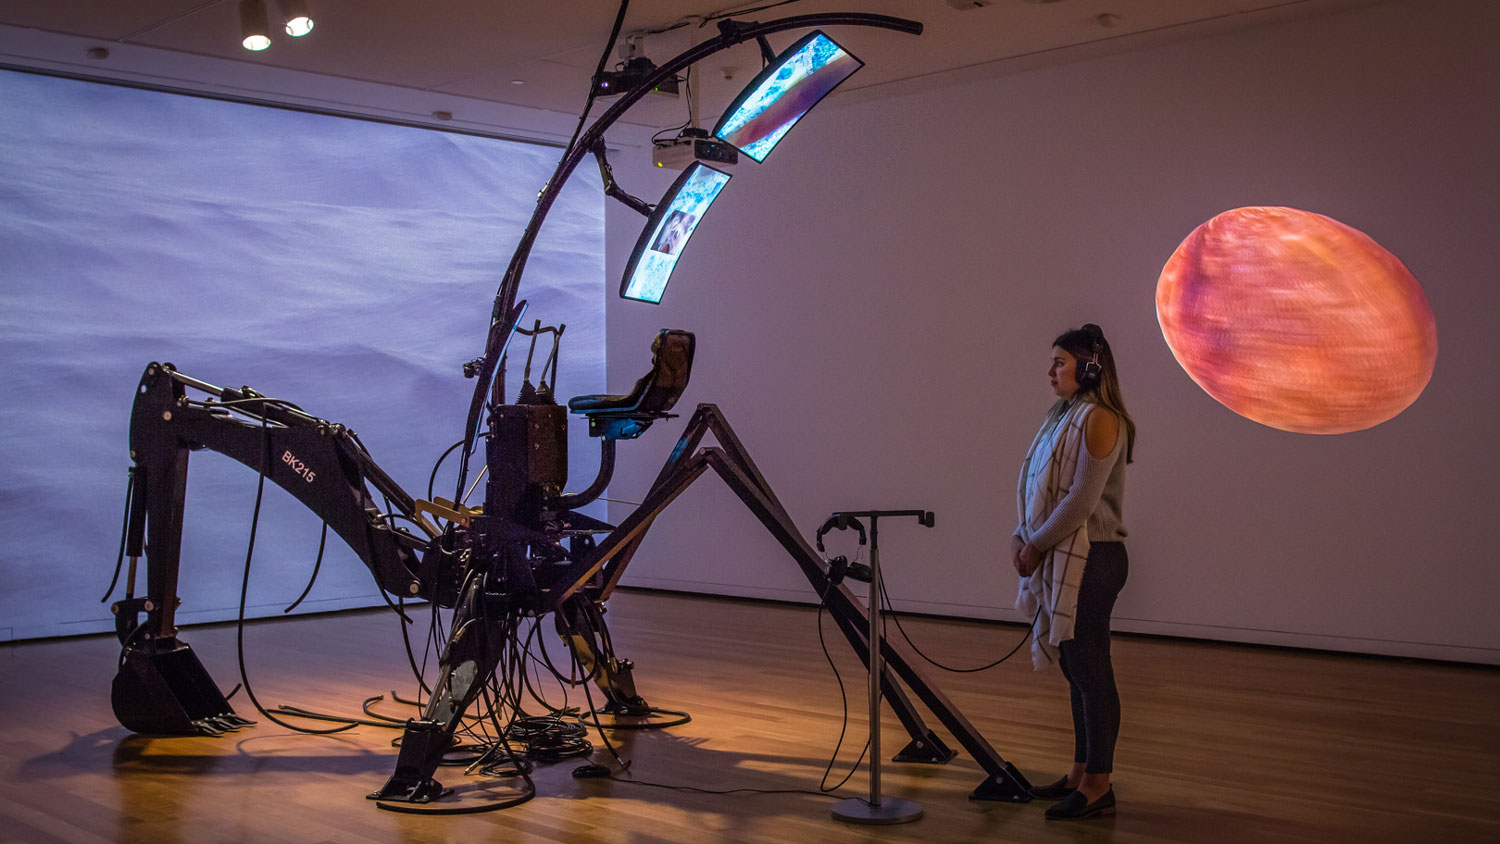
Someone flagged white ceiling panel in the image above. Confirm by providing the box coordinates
[0,0,1392,136]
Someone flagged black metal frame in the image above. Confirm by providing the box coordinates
[369,402,1030,802]
[98,7,1040,810]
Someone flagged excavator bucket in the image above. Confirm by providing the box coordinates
[111,641,252,736]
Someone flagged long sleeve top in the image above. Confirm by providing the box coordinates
[1016,405,1128,551]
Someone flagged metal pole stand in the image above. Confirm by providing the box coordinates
[830,510,933,826]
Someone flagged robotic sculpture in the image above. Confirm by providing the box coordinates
[104,8,1034,807]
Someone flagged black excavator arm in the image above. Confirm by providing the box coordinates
[109,361,446,735]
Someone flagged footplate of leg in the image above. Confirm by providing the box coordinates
[369,719,453,804]
[892,734,958,764]
[970,763,1033,802]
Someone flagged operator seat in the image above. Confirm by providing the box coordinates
[567,329,694,440]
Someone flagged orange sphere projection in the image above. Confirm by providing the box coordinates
[1156,207,1437,434]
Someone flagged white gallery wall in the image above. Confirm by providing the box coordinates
[602,0,1500,664]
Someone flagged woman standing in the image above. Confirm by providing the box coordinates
[1012,323,1136,820]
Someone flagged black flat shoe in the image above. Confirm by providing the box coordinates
[1044,787,1115,820]
[1028,776,1076,800]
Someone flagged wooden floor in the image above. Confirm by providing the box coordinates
[2,589,1498,844]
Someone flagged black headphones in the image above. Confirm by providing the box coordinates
[815,515,871,585]
[1076,324,1104,388]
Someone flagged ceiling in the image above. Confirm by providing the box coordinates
[1,0,1385,141]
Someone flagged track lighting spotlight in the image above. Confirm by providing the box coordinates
[280,0,314,37]
[240,0,271,51]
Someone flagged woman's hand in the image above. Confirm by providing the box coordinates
[1010,534,1025,573]
[1017,542,1042,578]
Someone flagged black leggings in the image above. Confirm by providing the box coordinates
[1057,541,1128,775]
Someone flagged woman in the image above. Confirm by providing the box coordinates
[1012,323,1136,821]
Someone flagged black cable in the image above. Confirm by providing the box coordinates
[517,621,571,714]
[232,416,357,735]
[565,0,631,168]
[426,434,489,501]
[370,574,417,625]
[532,619,579,684]
[589,601,619,670]
[101,467,134,602]
[563,618,633,771]
[347,430,375,457]
[376,510,431,536]
[375,612,539,814]
[877,578,1038,673]
[576,706,691,731]
[564,603,690,731]
[373,783,534,816]
[574,582,865,798]
[540,609,605,687]
[507,715,591,762]
[420,588,446,705]
[273,705,403,729]
[814,590,869,793]
[440,0,629,508]
[651,118,691,145]
[428,438,466,501]
[650,70,694,145]
[484,693,545,791]
[390,688,426,709]
[360,694,411,725]
[583,600,845,799]
[281,521,328,613]
[396,596,434,697]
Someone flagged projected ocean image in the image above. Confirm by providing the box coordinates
[623,164,731,303]
[714,32,862,162]
[0,71,605,640]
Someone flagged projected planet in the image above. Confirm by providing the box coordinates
[1156,207,1437,434]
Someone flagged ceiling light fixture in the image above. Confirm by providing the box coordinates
[241,0,317,50]
[240,0,271,51]
[280,0,314,37]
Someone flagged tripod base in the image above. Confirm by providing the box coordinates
[831,796,923,825]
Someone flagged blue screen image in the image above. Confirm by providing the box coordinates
[622,163,732,303]
[713,32,863,163]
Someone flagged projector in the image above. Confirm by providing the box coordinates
[594,57,680,99]
[652,129,738,170]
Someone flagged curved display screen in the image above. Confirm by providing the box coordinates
[712,30,863,163]
[620,162,732,304]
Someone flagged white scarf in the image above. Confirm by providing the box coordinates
[1015,399,1093,670]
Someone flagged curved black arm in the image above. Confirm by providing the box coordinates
[459,12,923,469]
[556,438,616,510]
